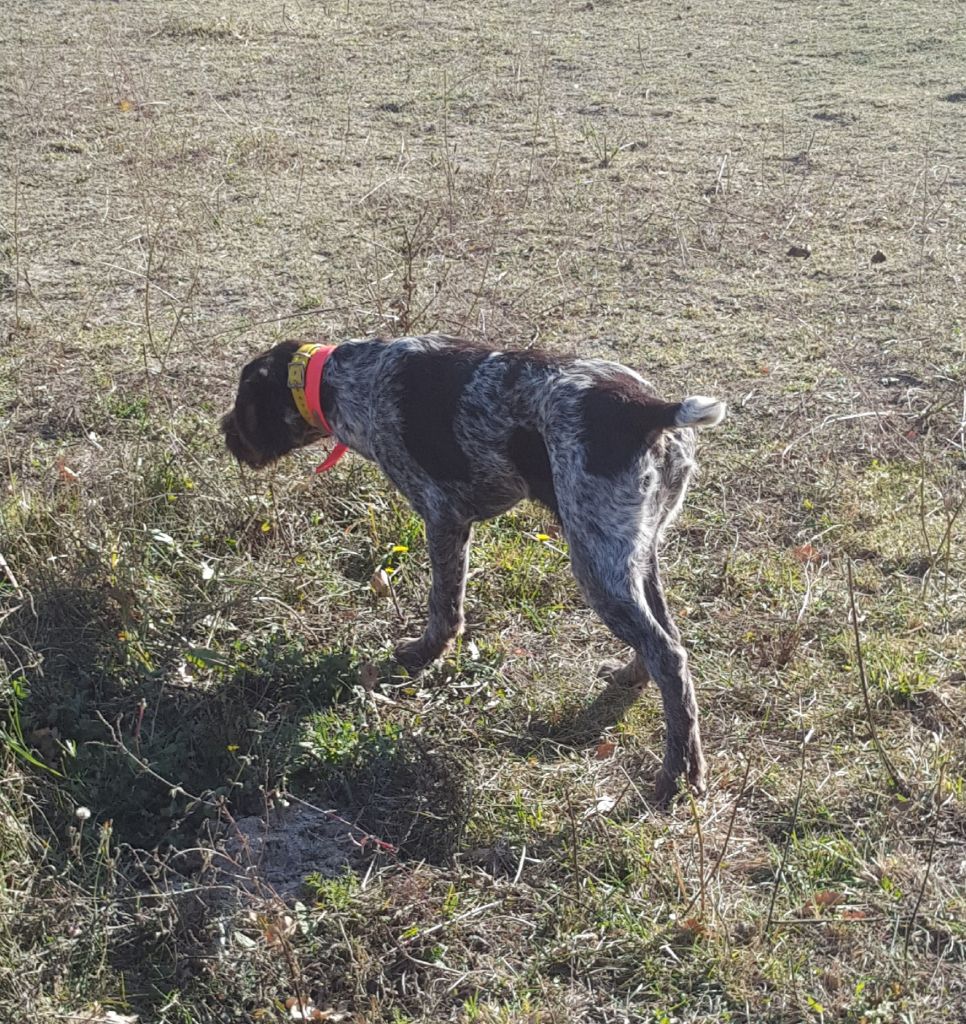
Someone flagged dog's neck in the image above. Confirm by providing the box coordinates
[313,339,386,461]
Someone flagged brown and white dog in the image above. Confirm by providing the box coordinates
[222,334,725,803]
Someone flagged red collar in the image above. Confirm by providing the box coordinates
[291,344,349,473]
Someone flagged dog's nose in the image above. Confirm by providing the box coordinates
[220,410,252,465]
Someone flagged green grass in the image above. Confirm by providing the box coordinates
[2,0,965,1020]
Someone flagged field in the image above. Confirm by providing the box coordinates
[1,1,965,1021]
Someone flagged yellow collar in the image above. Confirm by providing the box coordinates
[287,343,325,426]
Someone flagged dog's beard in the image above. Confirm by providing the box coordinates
[221,407,323,470]
[221,409,273,469]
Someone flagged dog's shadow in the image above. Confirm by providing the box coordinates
[4,564,471,862]
[512,678,649,761]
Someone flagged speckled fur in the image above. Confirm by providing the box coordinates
[222,334,725,803]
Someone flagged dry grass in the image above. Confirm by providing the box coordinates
[1,1,965,1021]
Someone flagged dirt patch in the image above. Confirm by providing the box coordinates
[215,805,361,900]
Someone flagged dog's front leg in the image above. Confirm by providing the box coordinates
[394,519,473,674]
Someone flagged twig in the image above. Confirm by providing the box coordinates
[565,789,582,905]
[903,764,944,970]
[916,454,935,596]
[513,842,527,885]
[846,559,911,797]
[12,153,22,328]
[934,487,965,609]
[95,711,220,810]
[284,792,397,854]
[385,569,405,622]
[686,787,707,918]
[192,305,343,343]
[399,900,502,944]
[678,757,752,922]
[781,411,891,462]
[277,924,311,1023]
[764,728,811,935]
[0,552,23,596]
[956,389,966,456]
[774,916,885,926]
[98,715,398,865]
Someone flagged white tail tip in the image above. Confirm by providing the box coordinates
[675,396,726,428]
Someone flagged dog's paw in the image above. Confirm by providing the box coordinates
[688,759,708,799]
[392,637,441,675]
[654,767,707,808]
[597,658,648,689]
[654,770,679,808]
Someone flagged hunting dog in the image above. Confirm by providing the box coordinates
[222,335,725,803]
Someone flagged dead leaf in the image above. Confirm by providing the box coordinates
[29,726,60,762]
[813,889,843,907]
[679,916,712,938]
[284,997,347,1021]
[358,661,381,690]
[594,740,617,760]
[57,457,80,483]
[263,914,297,947]
[792,543,821,563]
[68,1008,139,1024]
[594,794,616,814]
[802,889,844,916]
[370,569,391,597]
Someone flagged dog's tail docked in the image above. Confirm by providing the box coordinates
[672,396,726,429]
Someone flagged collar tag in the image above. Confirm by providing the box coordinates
[287,357,309,390]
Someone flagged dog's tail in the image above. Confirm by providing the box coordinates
[672,395,726,429]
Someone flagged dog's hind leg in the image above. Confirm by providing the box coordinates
[595,551,678,686]
[394,519,472,673]
[569,545,706,805]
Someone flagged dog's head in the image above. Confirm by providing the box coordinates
[221,341,325,469]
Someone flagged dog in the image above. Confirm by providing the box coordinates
[222,334,725,803]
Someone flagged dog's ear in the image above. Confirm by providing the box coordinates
[222,341,319,468]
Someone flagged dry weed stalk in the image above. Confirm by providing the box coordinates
[902,763,944,972]
[763,726,811,936]
[845,559,911,798]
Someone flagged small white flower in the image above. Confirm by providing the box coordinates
[75,806,92,821]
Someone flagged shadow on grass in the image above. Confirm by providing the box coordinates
[514,678,648,759]
[317,735,472,863]
[2,560,473,1018]
[2,561,469,860]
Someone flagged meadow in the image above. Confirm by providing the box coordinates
[1,1,964,1020]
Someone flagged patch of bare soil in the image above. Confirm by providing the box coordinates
[215,805,360,899]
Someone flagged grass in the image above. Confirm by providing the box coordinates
[1,0,965,1020]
